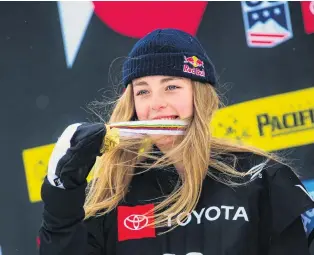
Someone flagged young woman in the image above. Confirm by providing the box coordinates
[39,28,314,255]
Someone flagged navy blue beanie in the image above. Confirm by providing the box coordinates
[122,28,217,87]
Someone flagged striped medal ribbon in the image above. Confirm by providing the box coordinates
[108,119,188,136]
[101,119,188,153]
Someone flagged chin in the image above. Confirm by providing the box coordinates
[151,135,177,147]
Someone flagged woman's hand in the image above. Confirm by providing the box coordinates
[47,122,106,189]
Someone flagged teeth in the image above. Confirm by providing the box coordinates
[157,117,177,120]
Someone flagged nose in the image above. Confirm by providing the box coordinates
[151,95,168,111]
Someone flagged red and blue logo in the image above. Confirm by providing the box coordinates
[241,1,293,48]
[183,56,205,78]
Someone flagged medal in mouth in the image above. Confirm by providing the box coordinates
[108,119,188,136]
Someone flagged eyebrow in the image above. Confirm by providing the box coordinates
[133,77,183,87]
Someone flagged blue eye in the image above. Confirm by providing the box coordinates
[136,90,148,96]
[166,85,179,90]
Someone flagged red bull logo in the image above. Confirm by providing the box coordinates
[184,56,204,68]
[183,55,205,77]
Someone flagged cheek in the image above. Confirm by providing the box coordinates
[134,99,148,120]
[174,97,193,117]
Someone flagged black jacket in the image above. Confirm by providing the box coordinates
[39,152,314,255]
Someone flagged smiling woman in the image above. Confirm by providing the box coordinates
[132,76,193,121]
[132,76,193,152]
[38,28,314,255]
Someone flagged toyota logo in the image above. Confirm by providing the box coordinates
[124,214,148,230]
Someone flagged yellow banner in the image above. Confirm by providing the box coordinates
[211,87,314,151]
[22,87,314,203]
[22,144,54,203]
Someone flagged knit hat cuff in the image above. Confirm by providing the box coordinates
[122,52,217,87]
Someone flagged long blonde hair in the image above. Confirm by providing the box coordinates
[84,81,285,231]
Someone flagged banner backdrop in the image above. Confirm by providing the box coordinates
[0,2,313,254]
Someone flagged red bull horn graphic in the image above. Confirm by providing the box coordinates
[57,1,207,68]
[183,56,205,77]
